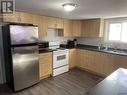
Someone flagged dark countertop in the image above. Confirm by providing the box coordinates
[39,49,53,53]
[39,44,127,56]
[85,68,127,95]
[76,44,127,56]
[62,44,127,56]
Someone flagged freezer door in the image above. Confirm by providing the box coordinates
[10,25,38,45]
[12,46,39,91]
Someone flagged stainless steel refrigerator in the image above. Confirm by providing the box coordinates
[2,23,39,91]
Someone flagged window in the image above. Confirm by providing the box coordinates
[106,20,127,43]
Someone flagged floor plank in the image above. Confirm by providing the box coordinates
[0,68,103,95]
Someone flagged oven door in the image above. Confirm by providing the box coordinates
[53,51,68,69]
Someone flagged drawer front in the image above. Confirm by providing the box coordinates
[39,53,52,64]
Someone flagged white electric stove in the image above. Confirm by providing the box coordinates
[49,42,69,76]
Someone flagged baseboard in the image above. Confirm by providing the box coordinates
[40,74,51,80]
[69,66,77,70]
[76,66,106,78]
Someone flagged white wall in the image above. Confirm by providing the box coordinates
[77,37,127,49]
[77,37,104,46]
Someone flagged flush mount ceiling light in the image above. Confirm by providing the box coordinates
[62,3,77,12]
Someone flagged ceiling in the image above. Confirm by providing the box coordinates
[15,0,127,19]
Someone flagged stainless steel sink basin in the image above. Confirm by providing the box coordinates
[100,49,127,55]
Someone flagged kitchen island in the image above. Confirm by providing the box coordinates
[85,68,127,95]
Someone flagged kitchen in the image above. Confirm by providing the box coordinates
[0,0,127,95]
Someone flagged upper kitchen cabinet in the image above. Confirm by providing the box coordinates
[2,11,21,23]
[58,19,73,36]
[2,11,34,24]
[33,15,47,38]
[82,18,104,37]
[56,18,64,29]
[47,16,57,28]
[72,20,82,36]
[20,12,34,24]
[47,16,64,29]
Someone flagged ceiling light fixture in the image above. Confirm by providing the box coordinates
[62,3,77,12]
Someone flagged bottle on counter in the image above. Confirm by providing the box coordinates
[74,39,78,47]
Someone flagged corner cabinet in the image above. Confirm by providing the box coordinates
[39,52,52,80]
[82,18,104,37]
[72,20,82,36]
[63,19,73,36]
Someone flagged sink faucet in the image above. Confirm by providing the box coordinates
[114,46,118,51]
[98,44,103,50]
[120,44,124,52]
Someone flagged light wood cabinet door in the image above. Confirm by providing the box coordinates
[47,17,64,29]
[94,52,109,76]
[69,49,76,69]
[76,49,88,69]
[116,55,127,69]
[56,18,64,29]
[76,49,82,67]
[20,12,34,24]
[47,17,57,28]
[33,15,47,38]
[40,16,48,37]
[64,19,73,36]
[81,20,90,36]
[72,20,82,36]
[39,52,52,79]
[102,54,118,76]
[85,50,95,71]
[81,18,104,37]
[81,50,88,69]
[2,11,21,23]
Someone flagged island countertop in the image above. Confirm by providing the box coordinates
[85,68,127,95]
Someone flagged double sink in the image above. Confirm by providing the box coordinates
[98,48,127,56]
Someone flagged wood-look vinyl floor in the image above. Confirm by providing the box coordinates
[0,68,103,95]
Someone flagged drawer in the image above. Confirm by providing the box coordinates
[53,65,69,76]
[39,52,52,64]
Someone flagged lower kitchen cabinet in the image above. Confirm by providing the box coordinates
[116,55,127,69]
[76,49,123,77]
[39,52,52,80]
[69,49,77,69]
[95,52,118,76]
[76,49,86,68]
[93,52,104,75]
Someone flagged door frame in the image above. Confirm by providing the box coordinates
[0,23,6,84]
